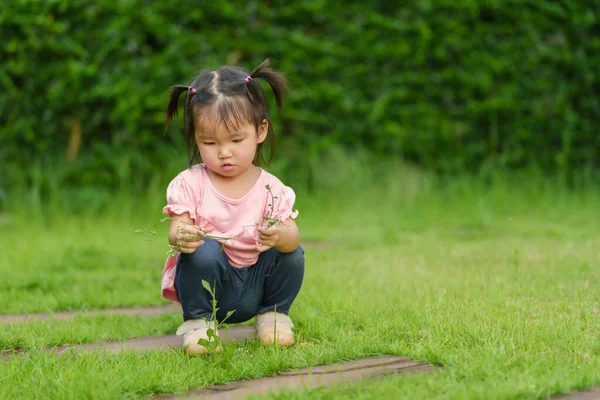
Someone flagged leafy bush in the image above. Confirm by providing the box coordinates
[1,0,598,200]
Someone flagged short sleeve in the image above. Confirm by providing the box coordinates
[162,174,199,221]
[274,186,299,222]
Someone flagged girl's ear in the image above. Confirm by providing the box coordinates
[257,119,268,144]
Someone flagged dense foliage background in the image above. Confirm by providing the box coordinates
[1,0,598,204]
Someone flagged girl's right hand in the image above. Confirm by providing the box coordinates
[175,225,205,254]
[168,213,205,254]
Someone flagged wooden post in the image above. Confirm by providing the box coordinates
[66,120,82,162]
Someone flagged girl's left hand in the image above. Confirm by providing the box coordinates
[256,225,281,252]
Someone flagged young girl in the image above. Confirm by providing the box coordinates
[160,59,304,355]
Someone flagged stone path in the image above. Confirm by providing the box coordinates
[0,303,181,324]
[555,389,600,400]
[1,325,255,361]
[152,355,435,400]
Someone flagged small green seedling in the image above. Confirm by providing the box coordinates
[197,279,235,354]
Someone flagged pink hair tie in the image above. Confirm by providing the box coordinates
[245,76,252,83]
[188,86,196,94]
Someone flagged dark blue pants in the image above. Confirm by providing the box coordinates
[175,239,305,323]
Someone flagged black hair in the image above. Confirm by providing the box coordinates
[166,59,287,167]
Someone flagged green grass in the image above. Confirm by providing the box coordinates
[1,162,599,399]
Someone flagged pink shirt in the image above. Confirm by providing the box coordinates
[160,164,299,302]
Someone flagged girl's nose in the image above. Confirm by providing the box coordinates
[218,145,232,158]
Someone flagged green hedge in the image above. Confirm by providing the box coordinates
[1,0,598,193]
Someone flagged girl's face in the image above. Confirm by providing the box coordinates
[195,118,267,179]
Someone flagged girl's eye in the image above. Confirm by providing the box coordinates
[203,142,215,145]
[232,139,243,143]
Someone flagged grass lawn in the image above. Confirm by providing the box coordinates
[1,170,599,399]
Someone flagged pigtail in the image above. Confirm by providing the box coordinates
[242,59,288,167]
[249,58,288,111]
[166,84,199,167]
[165,85,191,127]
